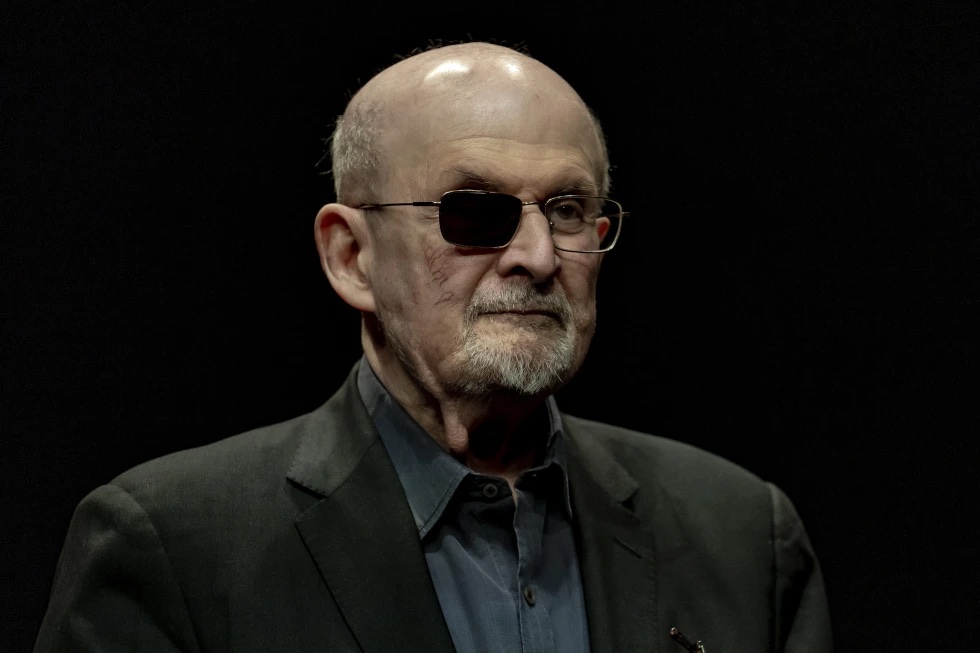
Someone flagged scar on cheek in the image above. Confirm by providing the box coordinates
[423,245,450,270]
[431,269,454,303]
[424,245,454,288]
[434,291,455,306]
[432,268,450,287]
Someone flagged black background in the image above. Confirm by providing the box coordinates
[2,1,977,650]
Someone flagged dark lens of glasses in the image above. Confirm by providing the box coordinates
[438,191,522,247]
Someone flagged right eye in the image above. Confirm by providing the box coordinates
[548,198,586,224]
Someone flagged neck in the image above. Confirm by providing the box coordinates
[363,338,551,482]
[438,401,550,485]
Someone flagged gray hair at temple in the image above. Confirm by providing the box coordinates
[327,53,612,207]
[328,100,388,207]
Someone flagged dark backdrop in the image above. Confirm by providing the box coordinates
[2,1,977,650]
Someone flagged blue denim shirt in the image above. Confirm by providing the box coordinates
[358,359,590,653]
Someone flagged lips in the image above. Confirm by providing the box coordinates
[480,309,562,323]
[486,309,554,316]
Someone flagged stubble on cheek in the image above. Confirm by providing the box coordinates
[423,244,457,306]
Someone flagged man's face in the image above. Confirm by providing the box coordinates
[364,59,606,399]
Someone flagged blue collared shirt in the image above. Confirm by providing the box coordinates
[357,360,590,653]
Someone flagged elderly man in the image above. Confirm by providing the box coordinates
[36,43,832,652]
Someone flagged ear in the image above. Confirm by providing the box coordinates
[313,203,376,313]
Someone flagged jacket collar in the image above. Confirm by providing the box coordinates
[287,362,457,653]
[563,415,661,653]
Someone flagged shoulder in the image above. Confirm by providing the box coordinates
[100,404,339,544]
[560,413,773,512]
[562,413,764,482]
[65,405,344,576]
[113,410,312,495]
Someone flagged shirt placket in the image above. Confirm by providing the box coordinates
[514,479,554,653]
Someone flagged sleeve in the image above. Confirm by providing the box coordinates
[34,484,201,653]
[768,482,834,653]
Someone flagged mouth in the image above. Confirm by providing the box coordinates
[479,309,563,324]
[485,309,555,316]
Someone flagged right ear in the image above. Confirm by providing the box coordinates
[313,203,376,313]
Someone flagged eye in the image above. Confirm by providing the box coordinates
[548,197,587,223]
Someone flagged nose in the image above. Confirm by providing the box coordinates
[495,205,560,283]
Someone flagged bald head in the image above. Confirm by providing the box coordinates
[330,43,610,205]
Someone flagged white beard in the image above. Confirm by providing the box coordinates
[376,282,589,399]
[447,284,580,396]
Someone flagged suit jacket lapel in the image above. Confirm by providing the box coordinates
[564,418,660,653]
[287,366,456,653]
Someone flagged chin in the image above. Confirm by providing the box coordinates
[449,332,579,397]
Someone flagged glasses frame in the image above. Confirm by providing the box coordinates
[357,189,627,253]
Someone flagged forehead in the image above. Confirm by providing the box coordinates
[429,137,601,196]
[380,64,603,196]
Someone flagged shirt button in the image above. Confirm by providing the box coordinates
[482,483,499,498]
[523,586,536,606]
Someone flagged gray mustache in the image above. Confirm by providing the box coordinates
[468,287,572,324]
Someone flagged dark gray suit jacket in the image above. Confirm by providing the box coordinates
[36,364,832,652]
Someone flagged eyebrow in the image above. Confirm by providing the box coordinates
[444,167,498,191]
[442,166,600,197]
[554,181,600,196]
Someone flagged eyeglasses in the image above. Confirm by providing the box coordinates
[357,190,626,253]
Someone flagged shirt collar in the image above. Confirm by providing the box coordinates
[356,357,573,539]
